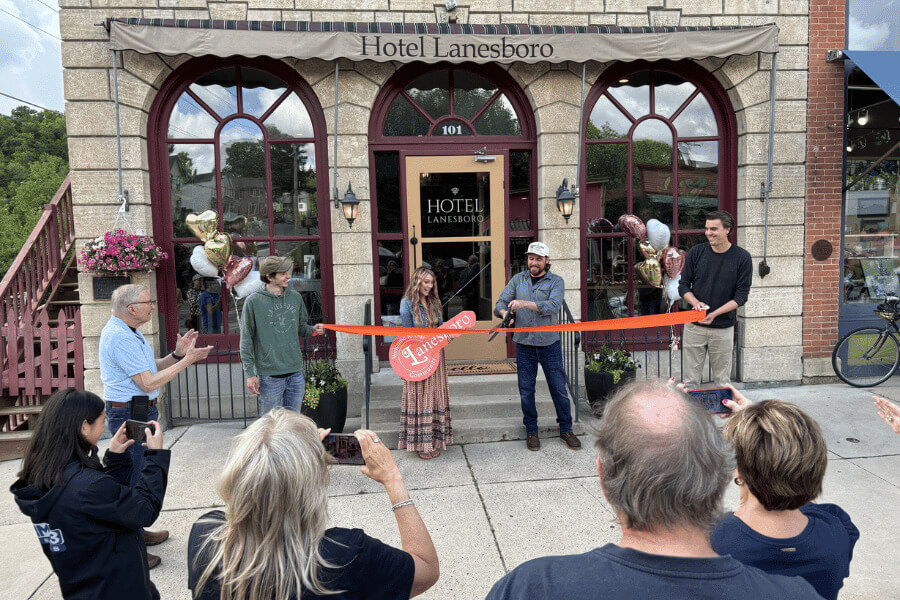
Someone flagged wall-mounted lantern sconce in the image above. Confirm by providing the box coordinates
[340,182,359,228]
[555,178,576,223]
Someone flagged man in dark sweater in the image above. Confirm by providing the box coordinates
[678,210,752,388]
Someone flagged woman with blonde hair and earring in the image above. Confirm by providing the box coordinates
[398,267,453,460]
[187,409,439,600]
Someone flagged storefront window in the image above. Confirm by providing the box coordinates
[162,62,328,345]
[583,65,731,319]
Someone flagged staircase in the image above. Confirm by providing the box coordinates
[365,365,588,448]
[0,174,83,460]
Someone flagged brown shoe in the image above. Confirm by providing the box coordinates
[147,552,161,569]
[143,529,169,546]
[560,432,582,450]
[526,433,541,451]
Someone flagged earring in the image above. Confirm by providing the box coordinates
[733,477,743,486]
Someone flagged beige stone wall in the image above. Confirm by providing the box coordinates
[60,0,809,399]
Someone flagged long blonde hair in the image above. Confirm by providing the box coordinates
[402,266,441,327]
[193,409,338,599]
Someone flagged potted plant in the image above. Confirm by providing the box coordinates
[584,345,640,415]
[79,229,168,300]
[302,360,348,432]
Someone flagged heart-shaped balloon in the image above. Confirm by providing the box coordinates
[204,233,232,266]
[185,210,219,242]
[662,247,687,278]
[234,270,264,299]
[646,219,671,252]
[222,256,253,288]
[638,239,661,262]
[190,245,218,278]
[618,214,647,240]
[224,215,248,234]
[636,259,663,288]
[665,274,682,305]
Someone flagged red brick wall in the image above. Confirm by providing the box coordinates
[804,0,846,360]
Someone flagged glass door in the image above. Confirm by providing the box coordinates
[405,155,506,360]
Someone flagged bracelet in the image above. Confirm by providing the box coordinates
[391,499,415,512]
[171,351,185,360]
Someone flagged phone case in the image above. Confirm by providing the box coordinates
[687,388,732,414]
[324,434,365,465]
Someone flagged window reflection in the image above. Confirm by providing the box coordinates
[220,119,267,237]
[453,71,497,120]
[632,119,674,227]
[673,93,717,137]
[240,68,287,118]
[271,143,318,236]
[169,93,218,139]
[588,95,632,139]
[375,152,401,233]
[264,93,314,139]
[474,94,521,135]
[654,72,696,118]
[189,68,238,118]
[384,95,430,136]
[170,144,216,239]
[606,71,651,120]
[422,241,492,321]
[405,71,450,120]
[678,141,719,230]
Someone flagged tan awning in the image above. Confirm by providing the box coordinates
[108,19,778,64]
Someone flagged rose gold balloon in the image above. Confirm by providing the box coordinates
[223,256,253,288]
[618,214,647,240]
[636,259,663,288]
[662,247,687,278]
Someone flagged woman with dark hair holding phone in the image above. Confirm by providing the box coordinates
[10,388,169,600]
[188,409,439,600]
[712,399,859,600]
[398,266,453,460]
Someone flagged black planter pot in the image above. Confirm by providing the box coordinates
[302,388,348,433]
[584,369,636,416]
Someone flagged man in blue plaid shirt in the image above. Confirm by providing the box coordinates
[495,242,581,452]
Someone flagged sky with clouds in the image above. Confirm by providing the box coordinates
[0,0,63,115]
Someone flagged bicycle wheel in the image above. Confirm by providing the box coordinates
[832,326,900,387]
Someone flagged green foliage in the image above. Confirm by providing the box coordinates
[0,107,69,275]
[303,361,347,410]
[585,346,640,384]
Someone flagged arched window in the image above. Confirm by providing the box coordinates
[581,61,736,321]
[150,58,332,349]
[379,68,524,138]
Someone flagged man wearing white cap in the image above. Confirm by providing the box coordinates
[495,242,581,451]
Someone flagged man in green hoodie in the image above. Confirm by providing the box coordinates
[240,256,324,413]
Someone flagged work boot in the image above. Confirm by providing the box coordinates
[526,433,541,451]
[560,432,582,450]
[147,552,161,569]
[143,529,169,546]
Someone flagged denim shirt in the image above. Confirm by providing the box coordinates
[494,270,564,347]
[399,297,443,328]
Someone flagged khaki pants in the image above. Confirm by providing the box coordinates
[683,323,734,388]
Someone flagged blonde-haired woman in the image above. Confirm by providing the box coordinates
[187,409,439,600]
[399,267,453,460]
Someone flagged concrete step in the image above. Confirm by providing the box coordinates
[368,369,545,401]
[366,390,566,422]
[365,415,589,449]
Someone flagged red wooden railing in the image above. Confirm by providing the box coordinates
[0,175,82,431]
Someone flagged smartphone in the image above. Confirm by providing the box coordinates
[322,433,365,465]
[125,419,156,442]
[687,388,733,414]
[131,395,150,422]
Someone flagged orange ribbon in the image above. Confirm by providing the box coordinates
[322,310,706,336]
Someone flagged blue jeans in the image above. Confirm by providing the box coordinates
[258,372,305,414]
[106,403,159,489]
[516,341,573,434]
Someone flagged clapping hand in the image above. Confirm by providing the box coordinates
[174,329,199,357]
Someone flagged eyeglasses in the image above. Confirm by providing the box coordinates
[128,300,158,307]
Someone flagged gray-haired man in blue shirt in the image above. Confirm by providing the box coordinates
[495,242,580,452]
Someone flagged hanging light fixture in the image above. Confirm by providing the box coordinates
[857,109,869,126]
[555,178,576,223]
[340,182,359,228]
[846,141,854,153]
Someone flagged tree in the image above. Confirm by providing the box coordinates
[0,108,68,277]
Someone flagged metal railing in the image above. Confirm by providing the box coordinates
[362,300,372,428]
[162,333,335,427]
[558,300,581,423]
[582,322,741,385]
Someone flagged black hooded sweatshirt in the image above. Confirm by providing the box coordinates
[10,448,170,600]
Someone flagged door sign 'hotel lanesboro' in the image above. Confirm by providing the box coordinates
[34,0,842,429]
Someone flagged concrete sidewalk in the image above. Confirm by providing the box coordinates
[2,382,898,600]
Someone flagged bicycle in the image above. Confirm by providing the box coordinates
[832,296,900,387]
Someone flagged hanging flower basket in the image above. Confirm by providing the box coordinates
[79,229,167,275]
